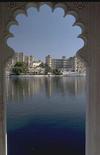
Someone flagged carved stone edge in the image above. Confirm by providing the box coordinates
[4,2,88,65]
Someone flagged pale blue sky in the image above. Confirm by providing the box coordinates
[7,4,84,61]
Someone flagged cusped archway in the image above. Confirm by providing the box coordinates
[5,2,88,66]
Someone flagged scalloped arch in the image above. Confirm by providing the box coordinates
[6,2,87,64]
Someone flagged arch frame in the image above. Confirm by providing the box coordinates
[2,2,99,155]
[3,2,88,66]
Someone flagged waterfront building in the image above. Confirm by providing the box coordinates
[24,55,29,65]
[55,57,75,72]
[28,60,45,74]
[45,55,52,68]
[5,52,35,74]
[32,60,41,68]
[11,52,24,64]
[29,55,34,66]
[66,57,75,72]
[7,52,34,67]
[52,57,64,70]
[5,52,86,75]
[18,52,24,62]
[45,55,75,72]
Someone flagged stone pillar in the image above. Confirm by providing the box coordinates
[86,4,100,155]
[86,50,100,155]
[0,63,6,155]
[0,39,14,155]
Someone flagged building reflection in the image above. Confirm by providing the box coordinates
[5,77,86,102]
[45,77,52,97]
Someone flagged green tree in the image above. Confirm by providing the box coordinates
[45,64,52,75]
[39,62,45,68]
[53,69,62,75]
[12,62,28,75]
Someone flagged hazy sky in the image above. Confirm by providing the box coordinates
[7,5,84,61]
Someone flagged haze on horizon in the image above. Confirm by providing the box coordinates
[7,4,84,62]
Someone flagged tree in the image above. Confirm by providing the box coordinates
[53,69,62,75]
[39,62,45,68]
[12,62,28,75]
[45,64,52,75]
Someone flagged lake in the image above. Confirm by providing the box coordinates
[6,76,86,155]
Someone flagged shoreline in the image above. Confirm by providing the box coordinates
[5,73,86,78]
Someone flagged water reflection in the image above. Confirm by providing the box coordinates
[6,76,86,102]
[6,76,86,155]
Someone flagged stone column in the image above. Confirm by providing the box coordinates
[0,62,6,155]
[86,3,100,155]
[0,39,14,155]
[0,2,28,155]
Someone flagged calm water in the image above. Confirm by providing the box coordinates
[6,76,86,155]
